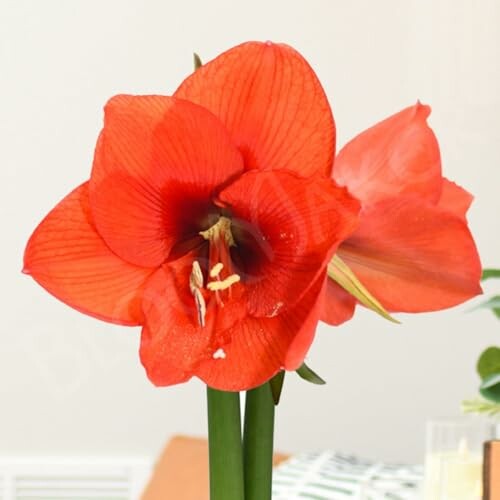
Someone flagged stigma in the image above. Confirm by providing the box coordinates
[199,216,235,247]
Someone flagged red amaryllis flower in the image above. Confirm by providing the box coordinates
[24,42,360,391]
[322,103,482,325]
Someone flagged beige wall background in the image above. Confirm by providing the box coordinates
[1,0,499,464]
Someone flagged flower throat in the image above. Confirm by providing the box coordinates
[189,216,241,327]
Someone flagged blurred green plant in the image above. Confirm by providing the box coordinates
[463,269,500,416]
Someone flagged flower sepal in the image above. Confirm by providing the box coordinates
[269,371,285,405]
[296,362,326,385]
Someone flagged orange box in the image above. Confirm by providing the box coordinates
[484,440,500,500]
[141,435,289,500]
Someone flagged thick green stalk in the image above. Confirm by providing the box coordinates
[206,387,245,500]
[243,382,275,500]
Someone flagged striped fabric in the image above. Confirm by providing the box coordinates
[272,451,422,499]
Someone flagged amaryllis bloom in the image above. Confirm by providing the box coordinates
[24,42,360,391]
[322,103,482,325]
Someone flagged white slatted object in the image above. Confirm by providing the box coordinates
[0,457,152,500]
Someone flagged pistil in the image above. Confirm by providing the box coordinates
[189,216,241,324]
[200,216,240,303]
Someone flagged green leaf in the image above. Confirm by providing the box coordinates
[462,398,500,418]
[474,296,500,319]
[327,255,400,324]
[480,373,500,403]
[268,371,285,405]
[193,53,202,70]
[482,268,500,281]
[477,347,500,379]
[296,363,326,385]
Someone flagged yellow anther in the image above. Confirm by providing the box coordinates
[207,274,241,291]
[210,262,224,278]
[189,260,206,328]
[200,216,235,247]
[190,260,204,292]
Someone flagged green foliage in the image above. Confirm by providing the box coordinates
[475,348,500,403]
[475,296,500,319]
[470,269,500,406]
[462,398,500,418]
[480,373,500,403]
[477,347,500,379]
[482,268,500,281]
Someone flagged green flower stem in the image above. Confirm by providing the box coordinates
[206,387,245,500]
[243,382,275,500]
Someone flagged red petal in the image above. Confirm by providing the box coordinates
[284,275,327,370]
[197,273,326,391]
[140,262,212,387]
[23,183,154,325]
[175,41,335,177]
[337,198,482,312]
[333,103,442,205]
[218,170,360,317]
[89,95,244,268]
[437,178,473,219]
[140,253,326,390]
[321,280,356,326]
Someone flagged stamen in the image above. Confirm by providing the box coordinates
[210,262,224,278]
[193,288,206,327]
[207,274,241,291]
[190,260,206,327]
[189,260,204,292]
[197,217,239,309]
[199,216,235,247]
